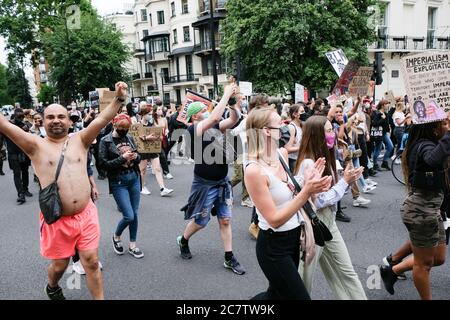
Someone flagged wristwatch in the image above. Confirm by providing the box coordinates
[115,96,126,103]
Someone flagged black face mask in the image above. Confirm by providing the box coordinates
[116,129,128,138]
[299,113,308,122]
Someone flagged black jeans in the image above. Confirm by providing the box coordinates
[159,150,170,175]
[357,134,369,179]
[9,160,29,196]
[253,226,310,300]
[394,126,405,156]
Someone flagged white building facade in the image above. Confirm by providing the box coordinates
[369,0,450,100]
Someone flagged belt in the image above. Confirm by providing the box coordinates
[260,226,300,237]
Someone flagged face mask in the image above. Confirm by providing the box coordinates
[145,114,152,121]
[202,111,210,120]
[133,107,139,114]
[325,132,335,149]
[299,113,308,122]
[116,129,128,138]
[241,101,248,110]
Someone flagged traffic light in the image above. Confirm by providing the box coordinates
[372,52,385,85]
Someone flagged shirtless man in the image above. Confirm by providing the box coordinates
[0,82,128,300]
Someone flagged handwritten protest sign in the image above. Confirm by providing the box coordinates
[333,61,359,97]
[383,90,396,105]
[129,124,163,153]
[348,67,373,98]
[401,51,450,123]
[99,90,116,113]
[326,49,349,76]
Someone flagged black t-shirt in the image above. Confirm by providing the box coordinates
[188,123,228,181]
[113,136,134,169]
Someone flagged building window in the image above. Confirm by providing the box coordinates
[186,55,193,76]
[111,23,117,30]
[173,29,178,44]
[141,9,147,22]
[182,0,189,14]
[143,30,149,38]
[157,11,165,25]
[149,13,152,26]
[183,26,190,42]
[391,70,399,78]
[427,7,437,49]
[171,2,176,17]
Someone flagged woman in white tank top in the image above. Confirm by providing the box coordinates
[244,107,332,300]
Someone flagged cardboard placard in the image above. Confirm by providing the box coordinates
[401,51,450,123]
[129,124,164,154]
[383,90,396,105]
[99,91,116,113]
[177,91,214,124]
[348,67,373,98]
[333,61,359,97]
[295,83,305,103]
[239,81,253,96]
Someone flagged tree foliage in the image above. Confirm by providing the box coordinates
[37,84,56,105]
[41,12,131,104]
[222,0,379,95]
[6,61,32,108]
[0,63,13,106]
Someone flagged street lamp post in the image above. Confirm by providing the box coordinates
[159,71,165,106]
[209,0,218,98]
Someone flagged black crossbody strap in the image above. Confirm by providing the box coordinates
[277,151,320,223]
[55,138,70,182]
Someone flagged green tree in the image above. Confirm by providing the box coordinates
[222,0,379,95]
[41,10,131,105]
[0,63,13,106]
[6,61,32,108]
[37,84,56,105]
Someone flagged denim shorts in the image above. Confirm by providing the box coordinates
[195,186,232,227]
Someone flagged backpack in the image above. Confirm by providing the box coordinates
[279,123,297,148]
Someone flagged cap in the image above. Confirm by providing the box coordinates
[186,101,207,122]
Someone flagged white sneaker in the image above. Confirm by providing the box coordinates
[353,196,371,207]
[72,261,86,275]
[241,198,254,208]
[161,188,174,197]
[391,154,396,161]
[141,186,151,195]
[164,173,174,180]
[365,178,378,186]
[362,185,376,193]
[98,261,103,270]
[394,158,401,165]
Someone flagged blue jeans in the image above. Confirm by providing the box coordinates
[373,133,394,166]
[111,171,141,242]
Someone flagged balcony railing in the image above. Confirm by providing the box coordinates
[168,73,201,84]
[368,35,450,51]
[134,48,145,56]
[199,0,227,14]
[144,72,153,79]
[194,39,221,52]
[132,73,141,80]
[147,51,169,62]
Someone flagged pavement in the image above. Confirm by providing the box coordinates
[0,158,449,300]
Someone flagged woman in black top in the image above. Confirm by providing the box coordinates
[371,100,394,171]
[99,114,144,259]
[380,119,450,299]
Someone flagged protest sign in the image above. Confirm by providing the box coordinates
[239,81,253,96]
[99,91,116,113]
[129,123,164,153]
[295,84,305,103]
[89,91,100,108]
[401,51,450,123]
[326,94,339,107]
[348,67,373,98]
[177,90,215,125]
[367,80,375,98]
[325,49,349,76]
[383,90,396,105]
[333,61,359,97]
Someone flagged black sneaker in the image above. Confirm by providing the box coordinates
[112,236,124,255]
[368,168,377,176]
[0,171,5,176]
[382,254,407,280]
[17,194,26,205]
[45,284,66,300]
[128,247,144,259]
[381,161,391,170]
[176,235,192,259]
[380,265,397,295]
[224,256,246,275]
[373,165,381,172]
[24,190,33,197]
[336,210,351,223]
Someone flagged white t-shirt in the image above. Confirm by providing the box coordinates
[288,123,303,160]
[392,111,405,127]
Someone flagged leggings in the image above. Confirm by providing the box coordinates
[253,227,310,300]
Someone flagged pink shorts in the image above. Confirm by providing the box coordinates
[40,200,101,260]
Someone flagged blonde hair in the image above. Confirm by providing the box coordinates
[395,102,404,112]
[246,107,277,161]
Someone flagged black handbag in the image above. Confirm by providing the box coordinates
[39,139,69,225]
[278,153,333,247]
[370,126,383,141]
[412,142,443,192]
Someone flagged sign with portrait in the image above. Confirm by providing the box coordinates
[401,51,450,124]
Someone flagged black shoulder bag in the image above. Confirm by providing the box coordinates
[39,138,70,224]
[278,153,333,247]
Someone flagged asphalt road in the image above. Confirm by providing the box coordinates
[0,158,449,300]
